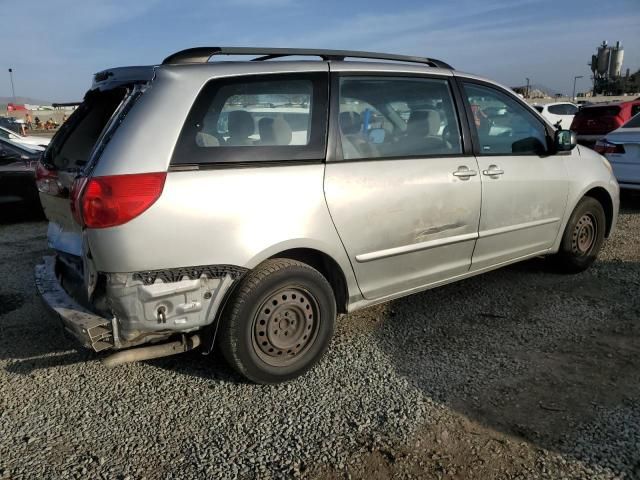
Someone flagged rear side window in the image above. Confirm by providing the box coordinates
[565,104,578,115]
[172,73,328,165]
[533,106,544,113]
[548,104,565,115]
[337,76,462,160]
[548,104,578,115]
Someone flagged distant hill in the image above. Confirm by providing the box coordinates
[0,96,52,106]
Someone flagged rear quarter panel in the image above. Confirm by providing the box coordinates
[86,164,361,300]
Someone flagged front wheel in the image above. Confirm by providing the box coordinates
[217,258,336,384]
[550,196,606,273]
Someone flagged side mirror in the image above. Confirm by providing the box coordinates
[555,129,576,152]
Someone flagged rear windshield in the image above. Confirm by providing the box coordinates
[581,105,621,117]
[622,113,640,128]
[43,88,127,170]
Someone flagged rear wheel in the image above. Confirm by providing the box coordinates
[218,258,336,384]
[550,196,606,273]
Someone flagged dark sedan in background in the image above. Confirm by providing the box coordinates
[0,137,42,207]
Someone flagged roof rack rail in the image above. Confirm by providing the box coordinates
[161,47,453,69]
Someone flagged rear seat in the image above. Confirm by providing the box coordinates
[403,109,447,154]
[339,111,379,159]
[258,117,292,145]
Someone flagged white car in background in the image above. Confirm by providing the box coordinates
[595,113,640,190]
[0,126,50,150]
[532,102,579,130]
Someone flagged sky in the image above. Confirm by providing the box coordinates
[1,0,639,102]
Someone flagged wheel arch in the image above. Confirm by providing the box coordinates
[584,186,614,237]
[202,246,352,356]
[269,248,349,314]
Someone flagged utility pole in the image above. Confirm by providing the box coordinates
[525,77,530,98]
[572,75,583,102]
[8,68,16,103]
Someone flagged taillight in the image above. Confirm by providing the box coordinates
[594,140,625,155]
[78,173,166,229]
[35,162,63,196]
[70,176,88,225]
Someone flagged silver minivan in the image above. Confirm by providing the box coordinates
[36,47,620,383]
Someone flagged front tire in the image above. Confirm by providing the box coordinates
[218,258,336,384]
[551,196,606,273]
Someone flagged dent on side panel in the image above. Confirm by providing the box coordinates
[324,158,481,299]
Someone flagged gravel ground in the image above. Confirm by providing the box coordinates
[0,195,638,480]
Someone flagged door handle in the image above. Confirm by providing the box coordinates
[482,165,504,177]
[452,166,478,179]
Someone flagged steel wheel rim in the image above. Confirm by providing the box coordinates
[252,287,319,367]
[572,213,597,256]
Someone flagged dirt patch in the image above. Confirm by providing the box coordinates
[313,416,547,479]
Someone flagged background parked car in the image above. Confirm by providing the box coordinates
[532,102,578,130]
[0,126,49,150]
[0,137,42,207]
[571,99,640,146]
[0,117,22,134]
[594,112,640,191]
[576,100,593,108]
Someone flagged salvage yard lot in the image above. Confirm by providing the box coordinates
[0,195,638,480]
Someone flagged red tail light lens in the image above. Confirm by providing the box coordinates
[79,173,166,228]
[594,140,625,155]
[70,176,88,225]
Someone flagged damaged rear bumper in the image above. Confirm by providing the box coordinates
[35,256,114,352]
[35,255,246,354]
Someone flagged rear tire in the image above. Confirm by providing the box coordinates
[218,258,336,384]
[550,196,606,273]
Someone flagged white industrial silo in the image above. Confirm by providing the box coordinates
[597,41,611,75]
[608,41,624,78]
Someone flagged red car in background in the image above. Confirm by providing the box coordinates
[571,99,640,147]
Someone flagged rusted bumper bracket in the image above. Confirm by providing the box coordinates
[35,256,114,352]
